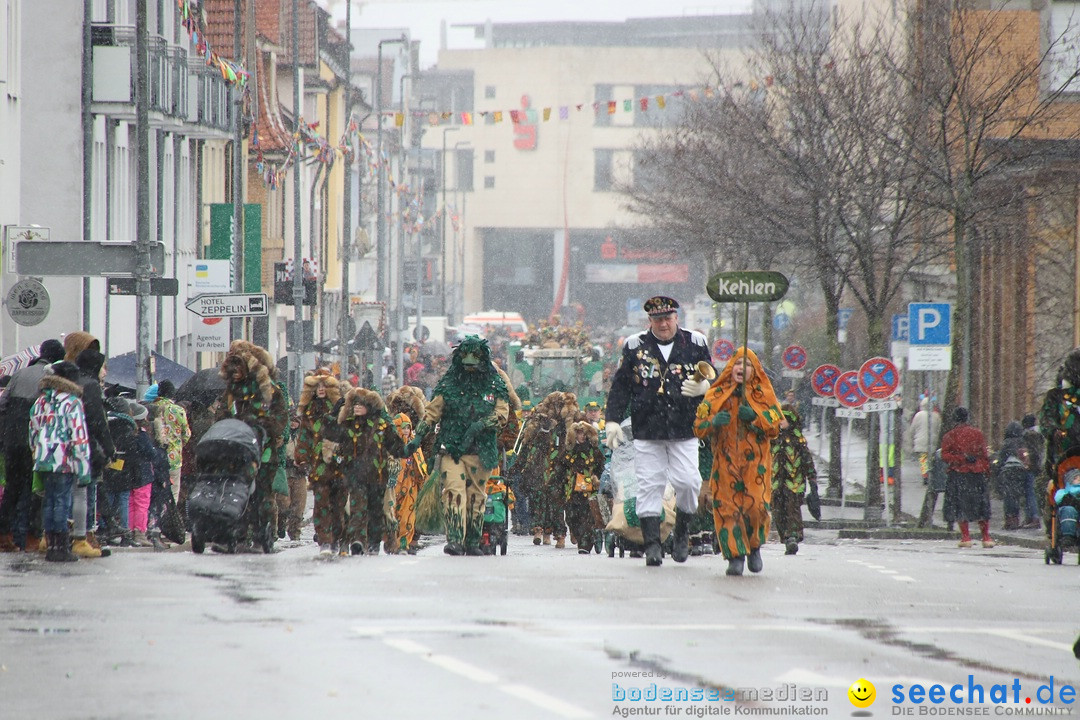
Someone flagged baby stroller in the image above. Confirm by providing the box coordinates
[186,419,263,555]
[480,478,511,555]
[1046,448,1080,565]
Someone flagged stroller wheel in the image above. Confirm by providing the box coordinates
[191,524,206,555]
[1045,549,1051,564]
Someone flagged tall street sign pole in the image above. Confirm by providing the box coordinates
[135,1,152,398]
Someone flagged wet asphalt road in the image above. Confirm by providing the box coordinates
[1,529,1077,719]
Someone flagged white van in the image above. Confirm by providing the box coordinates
[461,311,529,339]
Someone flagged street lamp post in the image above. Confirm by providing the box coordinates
[440,126,458,318]
[339,0,354,383]
[453,141,470,323]
[375,35,407,306]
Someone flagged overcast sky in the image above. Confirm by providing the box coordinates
[321,0,754,67]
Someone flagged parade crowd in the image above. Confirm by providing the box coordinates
[0,294,1074,570]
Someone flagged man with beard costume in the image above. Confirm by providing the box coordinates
[407,336,509,555]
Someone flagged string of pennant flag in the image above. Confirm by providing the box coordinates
[177,0,251,88]
[249,78,773,224]
[384,80,775,127]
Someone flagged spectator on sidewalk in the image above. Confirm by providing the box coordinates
[0,338,66,552]
[940,407,995,548]
[907,396,942,528]
[996,421,1031,531]
[29,361,91,562]
[1020,414,1044,529]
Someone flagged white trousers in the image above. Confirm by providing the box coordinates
[633,438,701,517]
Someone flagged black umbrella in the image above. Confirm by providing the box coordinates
[174,367,226,409]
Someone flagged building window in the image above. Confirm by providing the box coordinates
[484,85,496,99]
[484,149,495,163]
[594,83,613,127]
[632,150,662,194]
[594,149,614,191]
[456,148,474,191]
[484,175,495,189]
[635,84,691,128]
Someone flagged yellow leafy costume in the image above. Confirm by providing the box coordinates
[693,348,783,559]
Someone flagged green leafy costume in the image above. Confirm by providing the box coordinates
[412,336,509,552]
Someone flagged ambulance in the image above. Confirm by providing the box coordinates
[460,311,529,339]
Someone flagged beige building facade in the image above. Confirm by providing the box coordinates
[429,19,749,327]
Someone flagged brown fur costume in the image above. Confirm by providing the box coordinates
[299,368,342,409]
[386,385,427,425]
[557,420,606,551]
[220,340,275,408]
[328,386,408,553]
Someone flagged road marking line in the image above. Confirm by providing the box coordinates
[866,564,886,569]
[878,569,898,574]
[892,575,916,582]
[502,683,594,719]
[378,634,592,717]
[424,653,499,683]
[984,630,1073,652]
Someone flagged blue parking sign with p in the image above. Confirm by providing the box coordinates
[908,303,951,345]
[892,314,909,342]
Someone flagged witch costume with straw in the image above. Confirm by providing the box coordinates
[408,336,510,556]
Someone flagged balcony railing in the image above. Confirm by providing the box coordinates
[91,23,230,132]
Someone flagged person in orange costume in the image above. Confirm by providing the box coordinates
[693,347,783,576]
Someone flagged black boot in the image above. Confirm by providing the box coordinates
[725,555,745,576]
[640,516,663,567]
[49,532,79,563]
[670,510,692,563]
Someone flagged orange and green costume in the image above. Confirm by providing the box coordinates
[693,348,783,560]
[391,413,428,552]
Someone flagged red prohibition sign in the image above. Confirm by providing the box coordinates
[834,370,868,408]
[713,339,735,363]
[857,356,900,399]
[782,345,808,371]
[811,364,842,397]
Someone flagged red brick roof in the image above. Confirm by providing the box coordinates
[255,0,318,67]
[253,48,291,154]
[201,0,317,66]
[201,0,246,62]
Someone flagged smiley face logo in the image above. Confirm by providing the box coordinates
[848,679,876,708]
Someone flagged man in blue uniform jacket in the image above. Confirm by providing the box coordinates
[604,296,713,567]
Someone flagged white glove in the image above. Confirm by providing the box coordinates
[606,424,626,450]
[681,378,711,397]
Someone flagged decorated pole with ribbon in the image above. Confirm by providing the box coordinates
[706,270,791,390]
[706,270,791,479]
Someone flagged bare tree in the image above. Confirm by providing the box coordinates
[896,0,1080,424]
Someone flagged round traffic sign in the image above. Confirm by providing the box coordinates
[713,338,735,363]
[6,278,50,327]
[834,370,868,408]
[782,345,808,370]
[857,356,900,399]
[810,364,842,397]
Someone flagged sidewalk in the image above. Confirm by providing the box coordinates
[801,423,1047,550]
